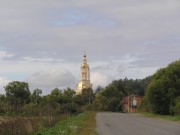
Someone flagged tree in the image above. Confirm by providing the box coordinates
[74,88,95,106]
[63,87,75,103]
[0,94,9,114]
[81,88,95,105]
[110,77,151,96]
[94,86,104,94]
[31,88,42,104]
[4,81,31,112]
[49,88,63,104]
[93,84,123,111]
[174,96,180,115]
[143,60,180,115]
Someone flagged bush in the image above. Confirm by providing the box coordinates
[174,96,180,115]
[142,60,180,115]
[59,103,82,115]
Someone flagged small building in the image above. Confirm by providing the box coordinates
[121,94,142,113]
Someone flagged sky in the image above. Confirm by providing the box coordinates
[0,0,180,94]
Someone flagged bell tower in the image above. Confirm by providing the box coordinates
[81,52,90,81]
[76,52,92,95]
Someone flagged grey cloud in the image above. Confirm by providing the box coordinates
[26,69,77,94]
[92,65,112,71]
[22,57,66,63]
[91,72,112,89]
[1,0,179,59]
[0,77,11,94]
[0,0,179,92]
[0,51,14,59]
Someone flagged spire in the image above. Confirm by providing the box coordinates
[83,51,87,64]
[84,50,86,57]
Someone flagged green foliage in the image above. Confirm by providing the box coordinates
[0,84,89,134]
[5,81,30,102]
[49,88,63,103]
[142,60,180,115]
[93,84,123,111]
[111,77,151,96]
[92,76,151,112]
[39,88,81,115]
[31,88,42,104]
[60,103,82,115]
[173,96,180,115]
[4,81,31,113]
[74,88,95,106]
[137,96,149,112]
[22,103,38,115]
[64,88,76,100]
[81,88,95,105]
[32,113,88,135]
[0,84,83,116]
[0,95,8,114]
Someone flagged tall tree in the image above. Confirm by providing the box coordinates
[143,60,180,115]
[4,81,31,112]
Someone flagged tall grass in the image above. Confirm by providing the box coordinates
[0,115,66,135]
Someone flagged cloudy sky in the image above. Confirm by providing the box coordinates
[0,0,180,94]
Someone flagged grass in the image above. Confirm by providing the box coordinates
[0,115,65,135]
[32,112,98,135]
[79,112,98,135]
[140,112,180,123]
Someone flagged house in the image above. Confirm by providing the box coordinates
[121,94,142,113]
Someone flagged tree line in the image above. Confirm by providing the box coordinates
[0,83,81,116]
[0,78,150,116]
[0,60,179,116]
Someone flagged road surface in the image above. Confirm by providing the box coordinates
[96,113,180,135]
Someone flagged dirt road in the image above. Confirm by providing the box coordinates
[96,113,180,135]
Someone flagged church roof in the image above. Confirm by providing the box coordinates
[81,52,89,68]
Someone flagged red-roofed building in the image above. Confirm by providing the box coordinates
[121,94,142,113]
